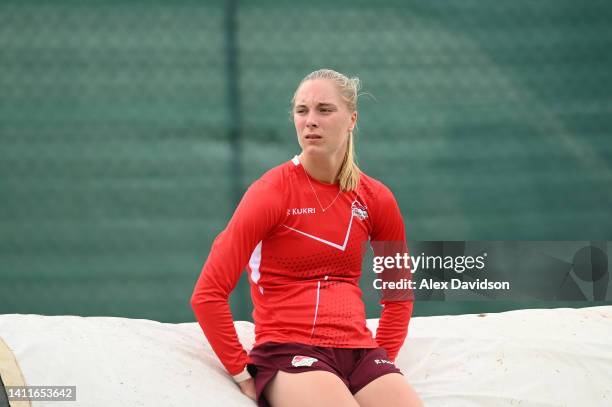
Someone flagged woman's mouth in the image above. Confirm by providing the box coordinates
[305,134,322,140]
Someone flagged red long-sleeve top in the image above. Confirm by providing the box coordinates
[191,156,413,376]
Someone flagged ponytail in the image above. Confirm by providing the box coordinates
[338,131,360,191]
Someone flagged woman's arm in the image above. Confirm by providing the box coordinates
[376,299,414,361]
[370,182,414,361]
[191,178,284,377]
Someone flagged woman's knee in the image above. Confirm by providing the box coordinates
[264,370,360,407]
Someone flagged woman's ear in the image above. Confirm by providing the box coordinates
[349,111,358,131]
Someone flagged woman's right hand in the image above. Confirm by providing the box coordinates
[237,377,257,401]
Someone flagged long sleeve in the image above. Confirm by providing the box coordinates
[370,182,413,361]
[190,179,284,375]
[375,299,414,361]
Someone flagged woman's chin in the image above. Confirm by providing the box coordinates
[301,145,327,155]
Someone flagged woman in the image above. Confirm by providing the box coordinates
[191,69,422,406]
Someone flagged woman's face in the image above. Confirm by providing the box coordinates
[293,79,357,159]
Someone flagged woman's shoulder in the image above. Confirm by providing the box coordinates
[358,170,396,199]
[250,156,301,193]
[358,171,404,227]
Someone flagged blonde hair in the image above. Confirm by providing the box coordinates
[291,69,361,192]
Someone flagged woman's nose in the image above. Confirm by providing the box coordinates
[306,114,318,128]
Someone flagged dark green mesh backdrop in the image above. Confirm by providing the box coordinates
[1,1,611,322]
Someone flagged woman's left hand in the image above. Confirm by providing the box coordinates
[237,377,257,401]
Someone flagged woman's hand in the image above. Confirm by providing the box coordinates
[237,377,257,401]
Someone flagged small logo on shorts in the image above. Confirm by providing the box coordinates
[374,359,394,365]
[291,355,318,367]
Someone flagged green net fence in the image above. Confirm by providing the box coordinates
[1,0,611,321]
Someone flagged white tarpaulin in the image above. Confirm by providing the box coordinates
[1,306,611,406]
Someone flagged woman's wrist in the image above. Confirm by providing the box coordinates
[232,366,253,383]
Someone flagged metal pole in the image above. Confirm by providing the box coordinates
[224,0,242,207]
[223,0,250,320]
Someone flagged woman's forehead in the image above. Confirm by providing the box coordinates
[295,79,341,105]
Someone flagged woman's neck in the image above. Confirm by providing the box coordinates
[298,152,343,184]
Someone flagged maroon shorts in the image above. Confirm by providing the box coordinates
[246,342,402,407]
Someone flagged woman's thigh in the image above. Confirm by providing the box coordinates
[264,370,360,407]
[353,373,423,407]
